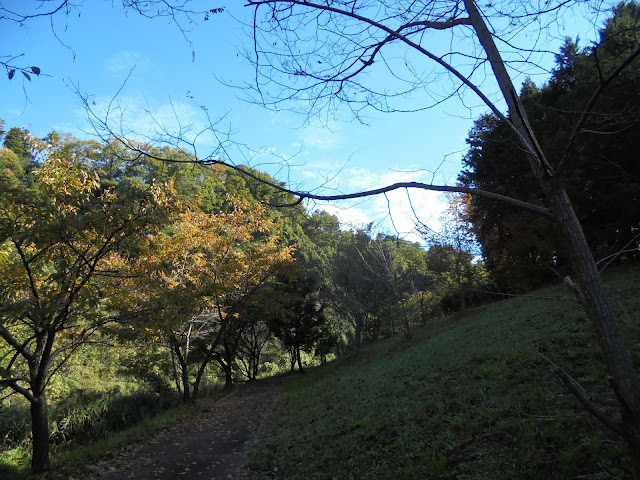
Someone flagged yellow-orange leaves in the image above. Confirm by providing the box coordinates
[128,199,296,329]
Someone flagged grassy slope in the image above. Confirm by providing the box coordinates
[248,266,640,479]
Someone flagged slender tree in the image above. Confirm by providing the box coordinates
[0,134,175,473]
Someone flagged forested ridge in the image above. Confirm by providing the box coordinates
[2,1,640,478]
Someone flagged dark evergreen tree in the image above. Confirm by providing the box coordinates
[459,5,640,289]
[266,274,328,373]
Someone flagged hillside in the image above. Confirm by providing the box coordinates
[246,266,640,479]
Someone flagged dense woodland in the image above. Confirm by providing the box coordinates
[0,119,493,471]
[2,1,640,477]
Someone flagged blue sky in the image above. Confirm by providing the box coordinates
[1,0,609,243]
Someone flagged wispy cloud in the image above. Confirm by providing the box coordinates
[292,120,343,151]
[316,203,371,228]
[302,125,342,150]
[76,94,228,154]
[104,51,148,73]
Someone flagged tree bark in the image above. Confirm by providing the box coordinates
[464,0,640,471]
[252,349,260,380]
[296,346,305,374]
[169,343,182,396]
[223,343,234,389]
[289,348,296,372]
[354,313,363,353]
[546,178,640,443]
[30,395,50,473]
[170,339,191,404]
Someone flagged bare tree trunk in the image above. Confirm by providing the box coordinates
[252,348,260,380]
[546,180,640,459]
[354,313,363,353]
[30,395,50,473]
[169,343,182,396]
[464,0,640,470]
[223,363,233,388]
[223,342,234,389]
[289,348,296,372]
[180,361,191,404]
[170,338,191,404]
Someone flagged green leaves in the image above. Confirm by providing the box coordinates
[0,129,180,413]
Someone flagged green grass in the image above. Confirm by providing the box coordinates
[247,265,640,479]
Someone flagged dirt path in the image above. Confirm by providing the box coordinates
[84,377,285,480]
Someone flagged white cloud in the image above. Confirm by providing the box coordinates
[294,120,343,151]
[308,167,450,243]
[316,203,372,229]
[370,188,447,242]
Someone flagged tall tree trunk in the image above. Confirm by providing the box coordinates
[223,343,234,389]
[30,395,50,473]
[354,313,363,353]
[180,363,191,404]
[545,179,640,460]
[289,348,296,372]
[252,350,260,380]
[464,0,640,471]
[170,339,191,404]
[169,343,182,396]
[296,346,305,374]
[223,364,233,388]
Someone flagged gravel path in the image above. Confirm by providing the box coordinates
[81,377,284,480]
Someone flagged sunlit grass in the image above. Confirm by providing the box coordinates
[3,266,638,479]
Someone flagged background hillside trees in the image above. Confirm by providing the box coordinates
[326,228,382,352]
[418,194,492,312]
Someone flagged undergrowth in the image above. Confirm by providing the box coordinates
[0,385,228,480]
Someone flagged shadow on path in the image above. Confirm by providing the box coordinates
[87,377,286,480]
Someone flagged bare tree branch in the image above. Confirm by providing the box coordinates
[535,345,624,437]
[558,35,640,172]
